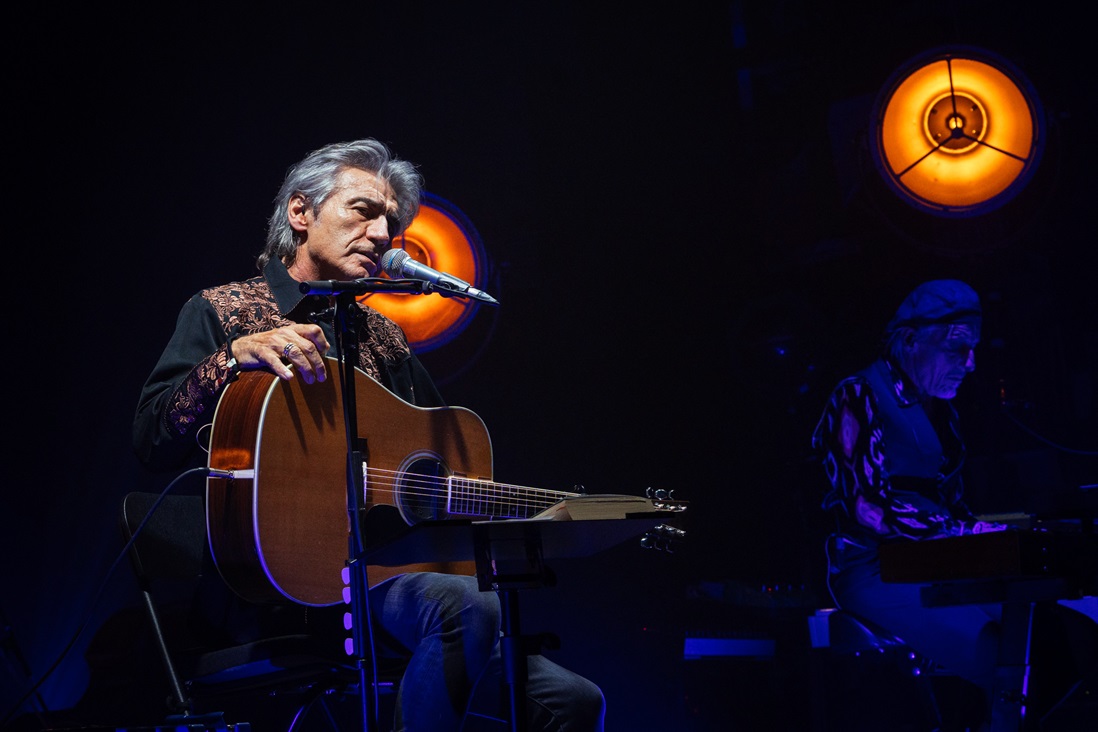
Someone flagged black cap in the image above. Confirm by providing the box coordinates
[885,279,982,333]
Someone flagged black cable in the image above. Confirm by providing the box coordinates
[1000,405,1098,456]
[0,467,208,727]
[0,604,47,727]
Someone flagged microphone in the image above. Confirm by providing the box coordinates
[380,249,498,304]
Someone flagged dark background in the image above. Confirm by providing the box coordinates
[6,2,1096,730]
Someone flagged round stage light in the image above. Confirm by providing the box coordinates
[360,192,491,353]
[870,46,1045,217]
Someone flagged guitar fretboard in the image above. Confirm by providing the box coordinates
[448,476,575,519]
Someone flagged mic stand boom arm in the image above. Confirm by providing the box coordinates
[300,277,494,301]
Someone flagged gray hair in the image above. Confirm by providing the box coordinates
[258,139,423,270]
[884,327,913,362]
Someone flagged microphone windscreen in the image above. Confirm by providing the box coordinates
[380,248,408,277]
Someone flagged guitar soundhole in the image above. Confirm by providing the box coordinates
[396,457,450,524]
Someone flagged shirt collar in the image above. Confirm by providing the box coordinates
[263,257,321,318]
[882,356,922,406]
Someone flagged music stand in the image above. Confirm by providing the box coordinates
[361,508,671,732]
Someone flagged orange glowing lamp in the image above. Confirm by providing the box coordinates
[871,47,1044,217]
[360,192,491,352]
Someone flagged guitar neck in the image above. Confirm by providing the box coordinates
[448,477,578,519]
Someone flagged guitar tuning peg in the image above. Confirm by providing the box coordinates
[657,524,686,540]
[640,525,687,552]
[655,489,668,501]
[574,484,586,495]
[640,533,671,552]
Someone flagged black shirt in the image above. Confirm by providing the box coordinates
[133,258,443,473]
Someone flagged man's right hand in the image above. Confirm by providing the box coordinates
[230,325,330,384]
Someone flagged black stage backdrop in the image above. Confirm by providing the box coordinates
[6,3,1096,730]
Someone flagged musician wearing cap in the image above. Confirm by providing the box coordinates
[811,279,1097,728]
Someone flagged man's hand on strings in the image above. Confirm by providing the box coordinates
[231,325,330,383]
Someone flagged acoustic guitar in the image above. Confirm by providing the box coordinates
[206,357,681,606]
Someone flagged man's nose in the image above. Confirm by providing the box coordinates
[964,349,976,371]
[368,216,390,241]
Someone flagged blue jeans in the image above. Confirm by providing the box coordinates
[370,573,605,732]
[828,536,1002,687]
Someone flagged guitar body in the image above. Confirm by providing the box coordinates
[207,357,489,606]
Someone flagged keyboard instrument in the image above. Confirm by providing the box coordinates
[878,520,1098,731]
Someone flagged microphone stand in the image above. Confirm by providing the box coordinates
[295,277,483,731]
[305,277,667,731]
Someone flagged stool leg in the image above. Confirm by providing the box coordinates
[989,601,1034,732]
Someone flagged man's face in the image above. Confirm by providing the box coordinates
[289,167,401,281]
[909,322,980,399]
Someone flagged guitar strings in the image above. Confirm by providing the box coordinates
[360,466,579,517]
[363,466,576,501]
[364,468,576,504]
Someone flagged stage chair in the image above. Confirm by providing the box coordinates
[807,607,986,731]
[117,490,401,731]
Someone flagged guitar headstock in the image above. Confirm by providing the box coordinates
[642,487,688,552]
[646,487,688,513]
[641,523,687,552]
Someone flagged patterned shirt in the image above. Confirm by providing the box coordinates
[811,357,996,543]
[133,259,442,472]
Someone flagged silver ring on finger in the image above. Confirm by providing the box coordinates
[283,343,295,359]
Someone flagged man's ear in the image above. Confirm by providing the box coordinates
[901,327,917,348]
[288,194,310,231]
